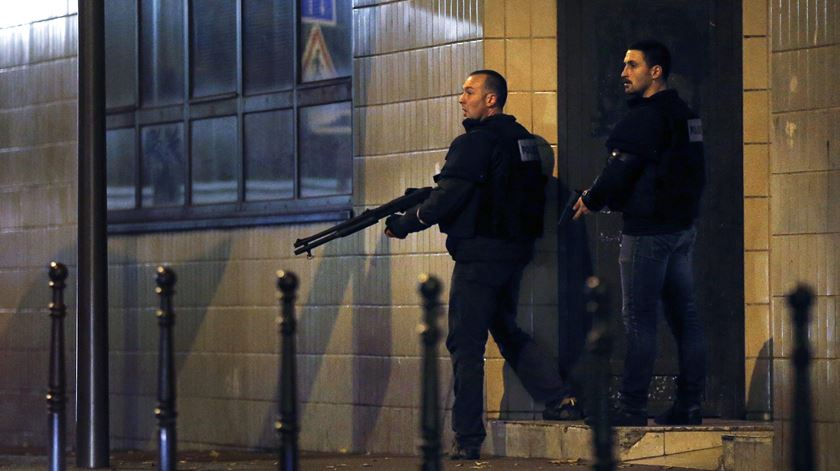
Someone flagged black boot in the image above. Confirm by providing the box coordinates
[543,396,584,420]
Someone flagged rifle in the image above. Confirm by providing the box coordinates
[294,187,433,257]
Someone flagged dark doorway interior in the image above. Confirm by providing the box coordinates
[555,0,744,418]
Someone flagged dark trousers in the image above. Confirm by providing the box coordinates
[446,260,567,448]
[618,227,706,410]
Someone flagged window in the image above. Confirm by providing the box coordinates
[105,0,352,232]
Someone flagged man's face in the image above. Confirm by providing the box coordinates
[459,74,495,120]
[621,49,656,96]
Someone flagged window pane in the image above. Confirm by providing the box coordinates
[140,0,184,106]
[191,0,237,98]
[244,110,294,201]
[105,0,137,109]
[299,0,351,82]
[191,116,238,204]
[299,102,352,197]
[106,128,136,210]
[141,123,185,207]
[243,0,293,94]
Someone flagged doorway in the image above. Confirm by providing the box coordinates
[555,0,744,418]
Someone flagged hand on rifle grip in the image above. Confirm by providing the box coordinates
[384,214,408,239]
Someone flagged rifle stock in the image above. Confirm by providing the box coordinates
[294,187,433,257]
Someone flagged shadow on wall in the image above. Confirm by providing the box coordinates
[349,236,393,451]
[494,135,592,418]
[108,237,233,447]
[503,134,595,416]
[250,225,395,452]
[746,340,773,421]
[1,240,241,448]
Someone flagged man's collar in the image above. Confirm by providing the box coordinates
[627,88,678,107]
[463,113,514,130]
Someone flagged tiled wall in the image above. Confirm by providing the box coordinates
[0,2,79,447]
[742,0,773,424]
[768,0,840,462]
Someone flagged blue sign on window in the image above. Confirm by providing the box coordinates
[301,0,336,25]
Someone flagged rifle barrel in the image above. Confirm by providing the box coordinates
[294,209,374,248]
[293,216,380,256]
[293,187,433,256]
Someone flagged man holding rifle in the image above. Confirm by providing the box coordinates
[385,70,579,460]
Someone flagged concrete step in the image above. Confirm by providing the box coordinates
[485,419,774,470]
[720,434,774,471]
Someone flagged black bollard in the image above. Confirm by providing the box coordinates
[276,270,300,471]
[788,284,815,471]
[155,266,177,471]
[418,274,443,471]
[47,262,68,471]
[584,276,615,471]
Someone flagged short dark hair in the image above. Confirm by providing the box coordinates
[628,40,671,81]
[469,69,508,109]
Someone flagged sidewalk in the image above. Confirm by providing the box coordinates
[0,449,703,470]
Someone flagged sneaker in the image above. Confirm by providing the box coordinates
[585,405,647,427]
[654,402,702,425]
[449,441,480,460]
[543,396,584,420]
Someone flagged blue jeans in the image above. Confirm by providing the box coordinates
[618,228,705,409]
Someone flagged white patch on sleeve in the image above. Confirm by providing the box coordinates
[517,138,540,162]
[687,118,703,143]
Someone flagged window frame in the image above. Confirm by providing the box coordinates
[105,0,353,234]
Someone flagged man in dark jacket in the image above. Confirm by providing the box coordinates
[386,70,578,459]
[573,40,706,426]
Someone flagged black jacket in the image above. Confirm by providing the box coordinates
[583,89,705,235]
[388,114,545,262]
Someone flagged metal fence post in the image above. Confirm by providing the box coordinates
[276,270,300,471]
[585,276,615,471]
[155,267,177,471]
[47,262,68,471]
[788,284,814,471]
[418,274,443,471]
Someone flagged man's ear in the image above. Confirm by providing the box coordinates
[650,65,663,80]
[485,93,497,108]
